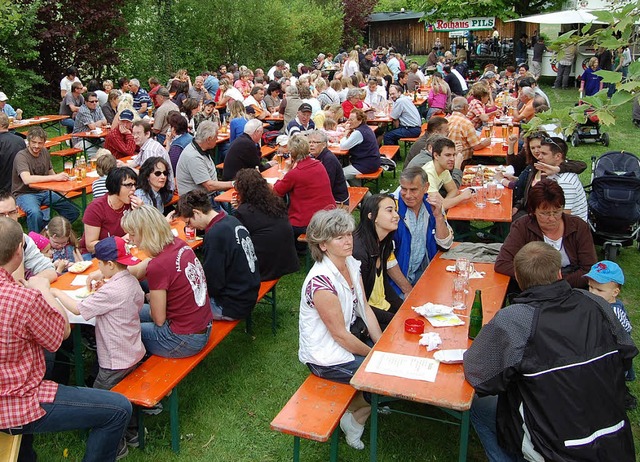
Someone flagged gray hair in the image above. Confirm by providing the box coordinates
[288,134,310,162]
[521,87,535,99]
[195,120,218,142]
[451,96,468,112]
[243,118,263,135]
[309,130,328,144]
[129,78,140,88]
[346,88,361,99]
[400,166,428,185]
[286,85,298,97]
[307,209,355,262]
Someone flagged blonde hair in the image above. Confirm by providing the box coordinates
[121,206,174,257]
[323,117,337,130]
[95,149,117,176]
[378,63,392,77]
[288,134,310,163]
[44,216,78,248]
[430,73,449,96]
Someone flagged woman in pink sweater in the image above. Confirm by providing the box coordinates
[427,72,450,119]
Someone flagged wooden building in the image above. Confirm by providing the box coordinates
[366,11,537,55]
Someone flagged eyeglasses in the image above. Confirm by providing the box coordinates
[153,170,169,177]
[308,140,324,144]
[535,208,563,218]
[0,209,19,217]
[121,182,137,189]
[87,100,98,103]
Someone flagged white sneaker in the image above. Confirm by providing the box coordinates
[339,411,365,450]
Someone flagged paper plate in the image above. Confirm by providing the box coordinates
[68,261,92,274]
[433,349,466,364]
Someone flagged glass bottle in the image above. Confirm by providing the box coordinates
[468,290,483,340]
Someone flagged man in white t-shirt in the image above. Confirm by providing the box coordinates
[421,137,471,210]
[59,66,84,99]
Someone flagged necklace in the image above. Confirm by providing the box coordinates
[107,195,126,213]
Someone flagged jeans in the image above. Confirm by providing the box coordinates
[470,395,526,462]
[554,63,572,89]
[61,118,75,133]
[383,126,421,145]
[210,297,236,321]
[17,191,80,233]
[139,304,211,358]
[2,384,131,462]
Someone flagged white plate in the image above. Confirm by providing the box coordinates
[86,171,99,178]
[68,261,93,274]
[265,177,278,184]
[433,349,467,364]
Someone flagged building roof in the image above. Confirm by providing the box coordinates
[368,11,426,23]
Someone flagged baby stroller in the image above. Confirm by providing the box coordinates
[571,101,609,147]
[587,151,640,261]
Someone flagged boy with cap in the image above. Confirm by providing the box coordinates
[104,109,137,158]
[585,260,636,406]
[193,99,220,131]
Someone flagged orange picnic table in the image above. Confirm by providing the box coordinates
[473,124,520,159]
[30,175,94,210]
[215,165,280,203]
[350,249,509,462]
[9,114,69,134]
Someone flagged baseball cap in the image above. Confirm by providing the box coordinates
[245,105,256,115]
[276,134,289,146]
[298,103,312,113]
[584,260,624,285]
[0,92,7,102]
[157,87,170,97]
[484,71,496,79]
[119,109,134,121]
[95,236,141,266]
[204,99,215,106]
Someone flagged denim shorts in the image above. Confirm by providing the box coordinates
[306,355,366,385]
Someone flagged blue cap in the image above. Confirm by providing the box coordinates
[584,260,624,285]
[119,109,134,121]
[95,236,141,266]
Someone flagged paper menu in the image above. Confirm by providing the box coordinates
[71,275,88,286]
[425,313,465,327]
[365,351,439,382]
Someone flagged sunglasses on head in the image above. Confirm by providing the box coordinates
[540,136,562,151]
[153,170,168,177]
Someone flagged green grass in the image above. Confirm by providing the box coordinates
[34,84,640,461]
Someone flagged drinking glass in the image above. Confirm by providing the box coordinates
[473,186,487,208]
[486,181,502,203]
[452,276,467,310]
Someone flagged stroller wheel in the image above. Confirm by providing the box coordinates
[601,132,610,146]
[603,244,619,261]
[571,132,580,147]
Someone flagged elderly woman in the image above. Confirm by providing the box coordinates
[495,179,597,290]
[300,208,383,450]
[134,157,174,215]
[121,206,213,357]
[273,135,335,251]
[353,194,402,330]
[234,168,300,280]
[279,85,303,128]
[581,57,603,97]
[80,167,142,254]
[339,108,381,185]
[341,88,363,119]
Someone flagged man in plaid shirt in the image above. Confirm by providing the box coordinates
[447,97,490,161]
[0,218,132,462]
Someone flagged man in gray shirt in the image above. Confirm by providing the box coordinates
[72,92,107,153]
[383,85,422,145]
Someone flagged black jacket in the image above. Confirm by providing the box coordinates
[222,133,268,181]
[464,281,637,461]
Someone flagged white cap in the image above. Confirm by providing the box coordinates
[276,135,289,146]
[0,92,7,102]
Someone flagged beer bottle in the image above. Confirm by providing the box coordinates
[468,289,483,339]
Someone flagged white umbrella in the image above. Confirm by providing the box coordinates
[507,10,606,25]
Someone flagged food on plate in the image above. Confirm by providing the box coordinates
[68,261,93,273]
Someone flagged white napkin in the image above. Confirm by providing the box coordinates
[419,332,442,351]
[413,302,454,317]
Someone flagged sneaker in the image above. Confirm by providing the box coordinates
[142,402,163,415]
[125,429,139,448]
[377,405,392,415]
[116,438,129,460]
[339,411,365,450]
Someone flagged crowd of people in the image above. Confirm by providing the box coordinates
[0,43,637,462]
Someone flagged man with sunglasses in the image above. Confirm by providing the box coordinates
[71,92,107,153]
[129,120,174,190]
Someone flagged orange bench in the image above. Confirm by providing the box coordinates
[270,374,357,462]
[379,146,399,178]
[45,134,73,149]
[111,319,240,453]
[355,167,384,192]
[247,278,279,334]
[399,122,428,158]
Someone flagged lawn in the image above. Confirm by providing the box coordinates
[33,82,640,461]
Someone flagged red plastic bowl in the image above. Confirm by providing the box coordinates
[404,318,425,334]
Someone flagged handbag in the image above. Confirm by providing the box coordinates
[349,316,369,342]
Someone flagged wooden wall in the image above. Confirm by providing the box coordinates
[367,20,538,55]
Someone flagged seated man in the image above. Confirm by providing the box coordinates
[188,75,210,104]
[0,113,26,193]
[465,241,637,462]
[447,97,491,161]
[513,86,535,123]
[308,130,349,207]
[421,137,471,210]
[0,191,57,282]
[176,190,260,320]
[390,166,454,296]
[222,119,274,181]
[175,120,233,195]
[59,81,84,133]
[285,103,315,136]
[0,91,22,120]
[129,120,174,189]
[104,109,136,159]
[0,217,132,461]
[11,127,79,233]
[383,85,422,146]
[405,116,449,166]
[243,86,269,120]
[129,78,152,117]
[151,87,179,145]
[71,92,107,156]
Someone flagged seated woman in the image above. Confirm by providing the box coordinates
[228,100,250,142]
[426,72,450,120]
[353,195,402,330]
[339,108,381,185]
[233,169,300,281]
[495,179,597,290]
[166,111,193,173]
[80,167,142,255]
[121,206,213,357]
[466,83,491,130]
[134,157,174,216]
[273,135,335,252]
[300,208,383,450]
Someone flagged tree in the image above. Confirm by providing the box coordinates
[342,0,377,46]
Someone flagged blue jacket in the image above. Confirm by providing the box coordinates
[391,194,438,294]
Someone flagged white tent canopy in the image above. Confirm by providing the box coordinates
[507,10,606,25]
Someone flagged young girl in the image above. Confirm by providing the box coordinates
[42,216,83,273]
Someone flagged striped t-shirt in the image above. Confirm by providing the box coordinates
[552,172,588,222]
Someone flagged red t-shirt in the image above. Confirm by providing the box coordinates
[146,237,212,334]
[80,194,130,253]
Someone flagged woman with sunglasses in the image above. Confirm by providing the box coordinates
[134,157,174,216]
[496,179,596,290]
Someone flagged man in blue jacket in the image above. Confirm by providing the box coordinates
[390,166,453,296]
